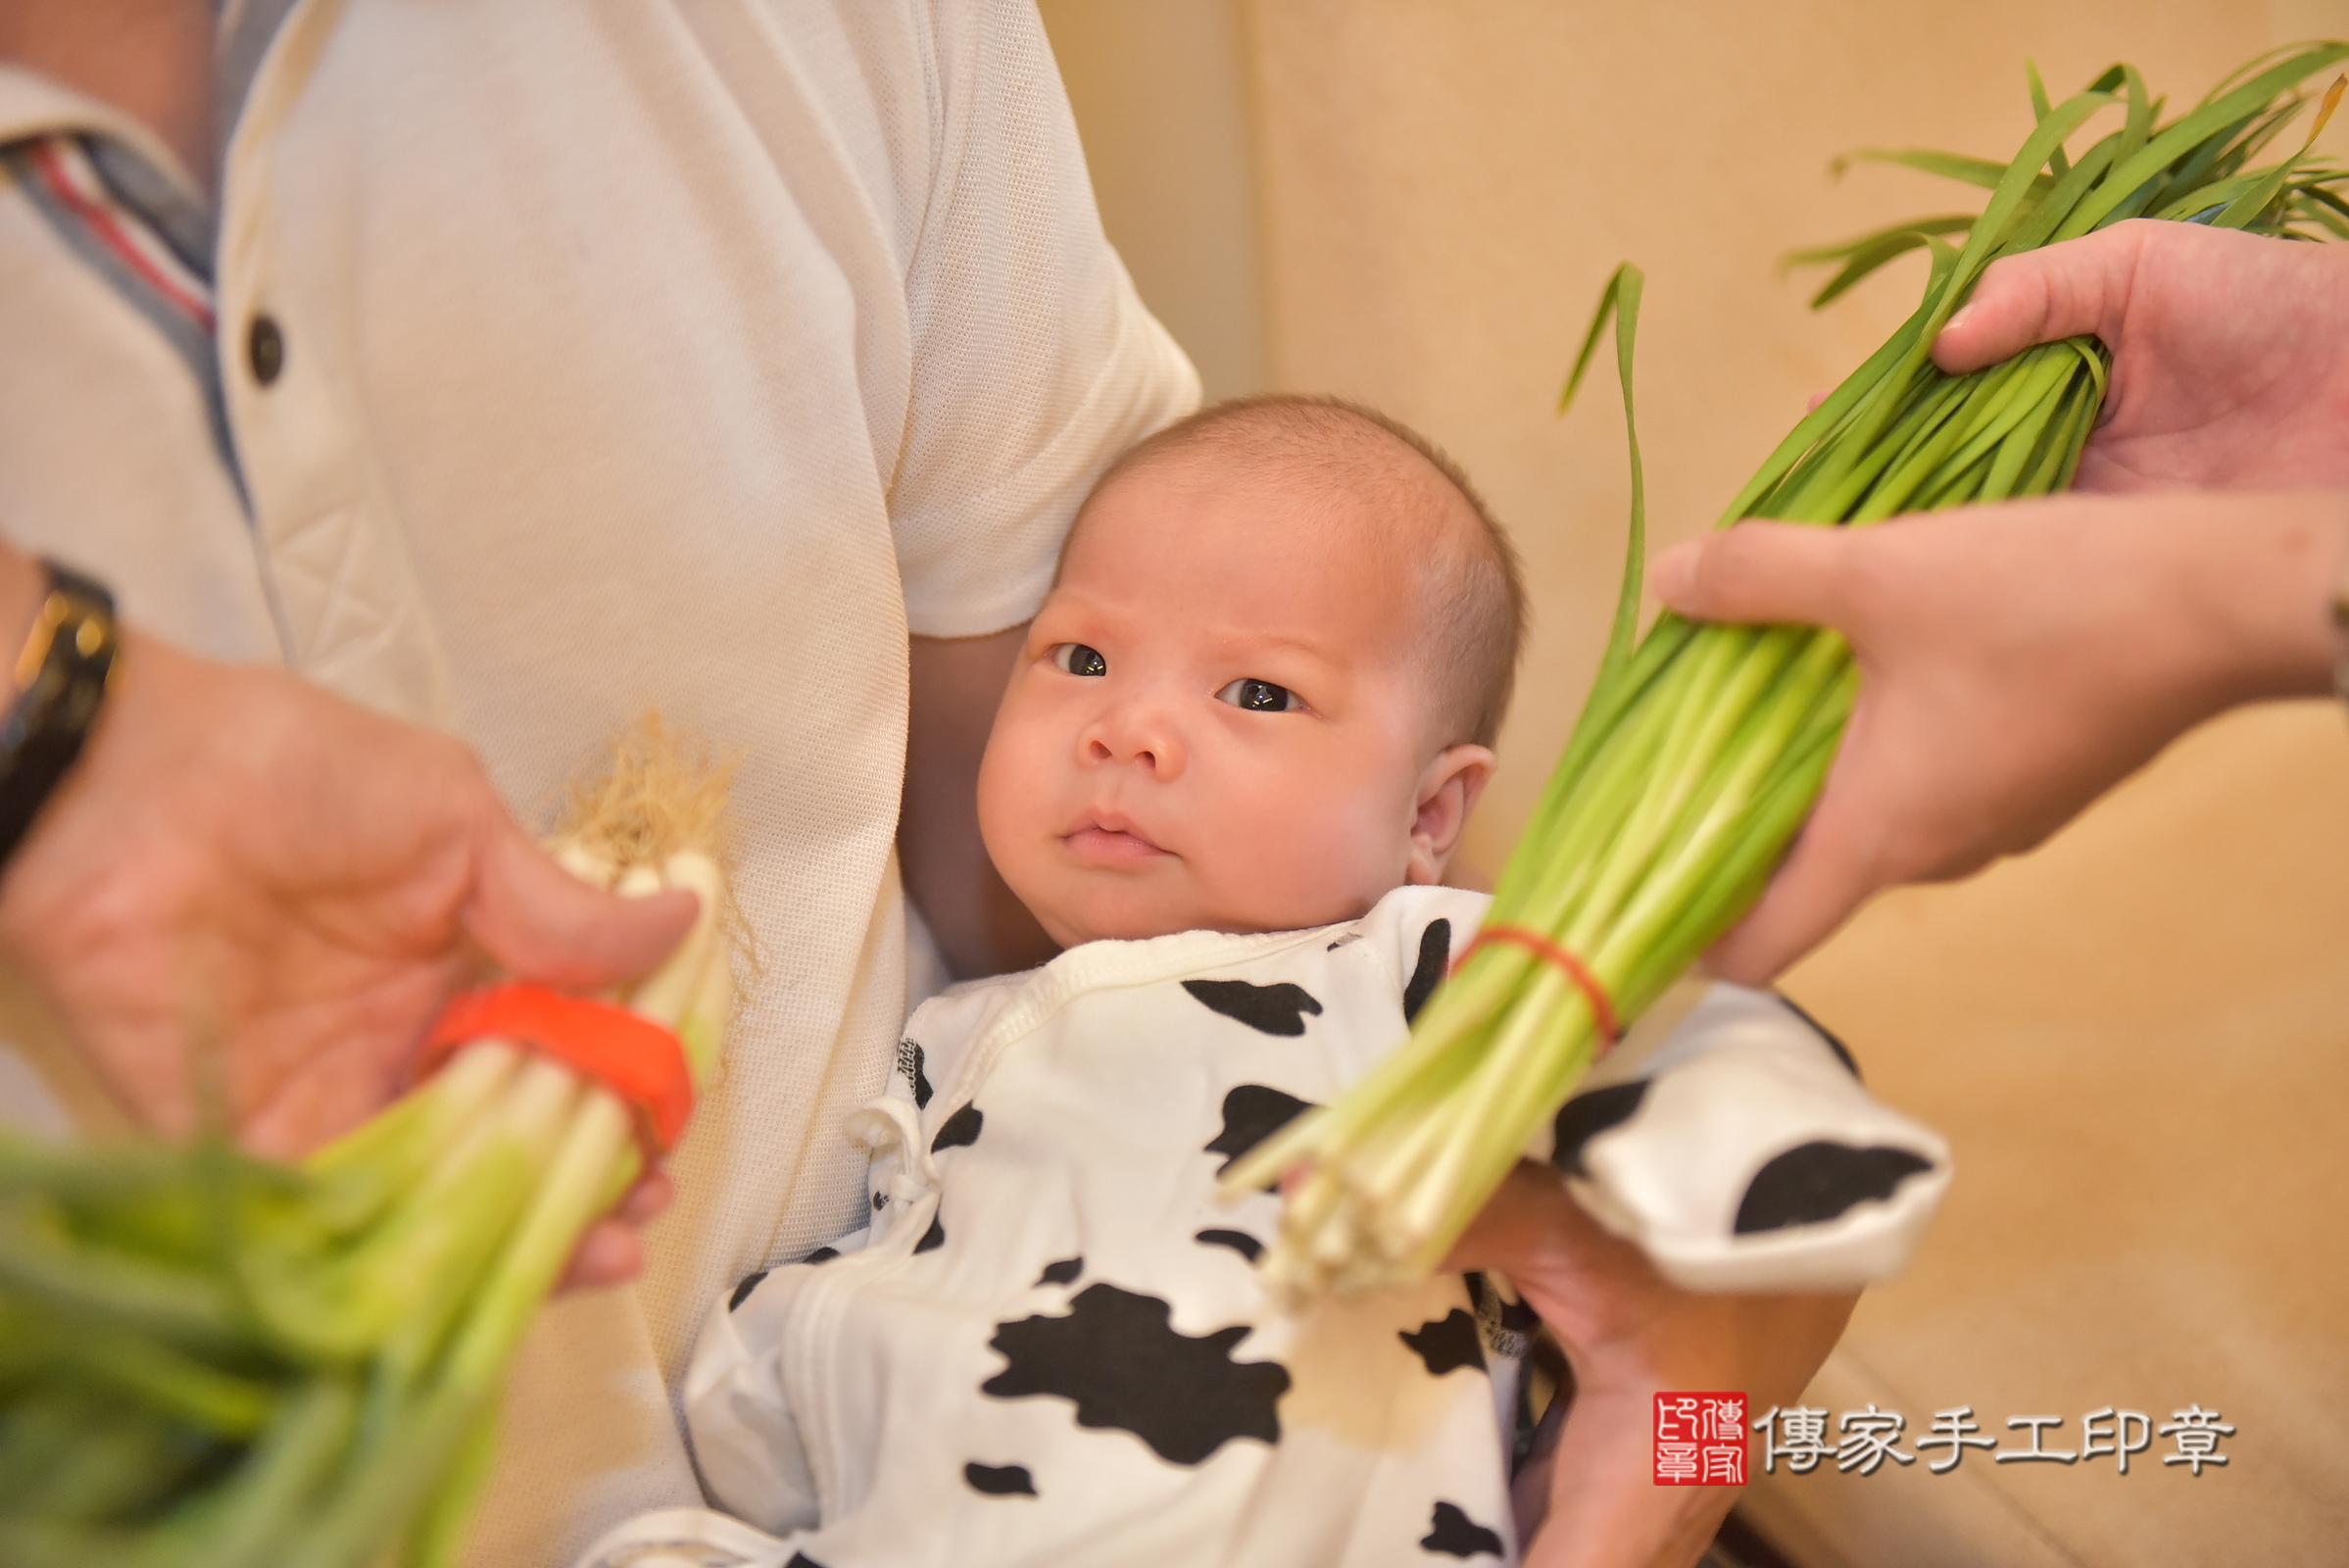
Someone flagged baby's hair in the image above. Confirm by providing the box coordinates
[1082,395,1527,749]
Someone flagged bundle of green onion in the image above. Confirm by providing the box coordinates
[1225,43,2349,1297]
[0,721,737,1568]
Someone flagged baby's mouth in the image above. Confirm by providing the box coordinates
[1061,814,1171,866]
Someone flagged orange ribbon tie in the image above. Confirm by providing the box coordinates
[418,983,695,1152]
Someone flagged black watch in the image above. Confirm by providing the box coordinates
[0,561,118,866]
[2335,572,2349,711]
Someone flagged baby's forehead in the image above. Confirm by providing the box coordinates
[1144,407,1414,484]
[1071,441,1462,684]
[1114,417,1464,556]
[1057,397,1519,751]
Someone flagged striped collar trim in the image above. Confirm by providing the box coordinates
[16,135,215,331]
[5,132,243,510]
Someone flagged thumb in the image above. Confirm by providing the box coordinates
[1933,223,2143,373]
[465,820,701,991]
[1649,523,1857,631]
[1699,823,1874,987]
[1700,703,1900,985]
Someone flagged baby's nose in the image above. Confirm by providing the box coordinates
[1085,703,1185,778]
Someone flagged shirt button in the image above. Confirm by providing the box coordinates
[247,315,285,386]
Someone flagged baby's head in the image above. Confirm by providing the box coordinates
[978,396,1525,948]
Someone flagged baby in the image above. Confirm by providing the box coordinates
[584,399,1947,1568]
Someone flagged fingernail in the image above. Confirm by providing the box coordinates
[1942,302,1975,335]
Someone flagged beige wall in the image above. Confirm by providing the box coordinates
[1043,3,2349,1562]
[1036,0,1268,400]
[1239,1,2331,868]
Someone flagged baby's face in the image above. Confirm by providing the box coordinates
[978,455,1489,949]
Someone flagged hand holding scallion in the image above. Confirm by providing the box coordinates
[0,716,743,1568]
[1678,118,2349,985]
[1934,219,2349,491]
[1224,46,2349,1298]
[0,627,697,1158]
[1655,489,2349,987]
[1448,1164,1854,1568]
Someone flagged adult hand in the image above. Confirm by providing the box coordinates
[1649,490,2349,985]
[1934,220,2349,492]
[0,629,698,1281]
[1448,1163,1854,1568]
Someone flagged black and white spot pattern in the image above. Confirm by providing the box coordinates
[1402,918,1451,1024]
[1548,984,1949,1291]
[1398,1309,1486,1378]
[931,1103,984,1152]
[1420,1500,1505,1558]
[670,887,1944,1568]
[1202,1084,1317,1178]
[963,1461,1036,1496]
[1182,978,1325,1036]
[982,1284,1291,1465]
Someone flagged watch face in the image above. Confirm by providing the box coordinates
[20,592,112,696]
[12,564,113,692]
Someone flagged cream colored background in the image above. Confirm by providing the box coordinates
[1041,3,2349,1562]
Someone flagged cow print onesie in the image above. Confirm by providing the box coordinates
[587,887,1946,1568]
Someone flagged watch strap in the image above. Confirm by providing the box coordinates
[2336,546,2349,709]
[0,562,118,865]
[2336,566,2349,710]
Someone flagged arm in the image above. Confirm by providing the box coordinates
[0,545,695,1282]
[0,12,688,1284]
[681,1287,823,1537]
[1450,1165,1855,1568]
[1651,489,2349,985]
[901,627,1059,978]
[1647,220,2349,985]
[0,604,698,1153]
[885,7,1197,967]
[874,3,1197,984]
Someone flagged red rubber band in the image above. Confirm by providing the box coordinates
[417,984,695,1152]
[1451,926,1623,1047]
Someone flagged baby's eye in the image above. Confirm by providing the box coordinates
[1051,643,1107,678]
[1216,677,1300,712]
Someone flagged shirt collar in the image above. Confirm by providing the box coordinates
[215,0,305,176]
[0,0,304,248]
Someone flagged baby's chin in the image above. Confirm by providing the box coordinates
[1026,879,1379,950]
[1031,900,1200,950]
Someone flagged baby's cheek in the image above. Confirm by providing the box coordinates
[976,707,1053,874]
[1213,769,1400,922]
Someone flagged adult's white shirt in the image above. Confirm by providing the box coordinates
[0,2,1199,1562]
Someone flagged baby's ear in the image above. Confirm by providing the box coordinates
[1407,745,1496,885]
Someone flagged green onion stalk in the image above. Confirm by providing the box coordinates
[1225,43,2349,1298]
[0,720,738,1568]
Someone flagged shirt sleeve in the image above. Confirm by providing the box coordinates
[683,1284,823,1535]
[1547,983,1953,1292]
[886,0,1202,638]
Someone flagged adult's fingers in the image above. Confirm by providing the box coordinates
[1702,645,1926,985]
[466,817,700,991]
[1933,224,2143,373]
[1444,1162,1598,1275]
[1650,526,1892,982]
[1700,810,1878,987]
[1527,1387,1731,1568]
[559,1170,674,1292]
[1648,523,1859,632]
[562,1220,645,1292]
